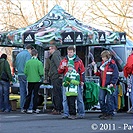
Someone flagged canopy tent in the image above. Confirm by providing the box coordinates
[0,5,126,48]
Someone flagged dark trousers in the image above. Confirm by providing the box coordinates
[51,78,63,111]
[67,96,77,115]
[24,82,41,111]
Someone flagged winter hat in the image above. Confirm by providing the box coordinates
[67,60,74,68]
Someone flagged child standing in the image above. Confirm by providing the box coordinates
[62,60,80,119]
[98,50,119,119]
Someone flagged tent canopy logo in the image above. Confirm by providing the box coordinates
[100,34,105,41]
[121,35,126,42]
[25,34,34,42]
[64,35,73,42]
[76,35,82,42]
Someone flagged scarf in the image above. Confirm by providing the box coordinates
[67,54,76,61]
[100,58,111,71]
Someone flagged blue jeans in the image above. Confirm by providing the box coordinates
[0,80,11,111]
[62,85,85,117]
[112,86,118,111]
[131,75,133,111]
[18,75,33,110]
[99,88,114,115]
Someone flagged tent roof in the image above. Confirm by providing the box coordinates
[0,5,127,48]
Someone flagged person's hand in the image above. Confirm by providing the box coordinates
[44,80,48,83]
[91,61,95,66]
[60,61,67,69]
[109,84,113,88]
[10,81,13,85]
[80,82,84,86]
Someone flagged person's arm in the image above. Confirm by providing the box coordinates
[5,61,12,82]
[71,74,80,85]
[109,64,119,87]
[39,62,44,77]
[79,60,85,83]
[53,53,61,68]
[44,58,50,81]
[58,59,67,74]
[24,63,27,76]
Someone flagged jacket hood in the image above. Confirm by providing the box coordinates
[0,58,5,63]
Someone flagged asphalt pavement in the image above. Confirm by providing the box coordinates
[0,110,133,133]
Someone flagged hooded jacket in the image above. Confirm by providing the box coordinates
[100,59,119,87]
[0,58,12,82]
[49,50,62,80]
[58,55,85,82]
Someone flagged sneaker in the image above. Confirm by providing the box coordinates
[127,110,133,114]
[4,109,10,113]
[98,113,107,119]
[78,115,85,119]
[27,110,33,114]
[0,109,4,112]
[68,115,77,120]
[103,114,113,120]
[33,109,40,114]
[36,109,41,112]
[21,109,27,113]
[51,110,61,115]
[62,115,68,119]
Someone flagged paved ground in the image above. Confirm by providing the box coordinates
[0,110,133,133]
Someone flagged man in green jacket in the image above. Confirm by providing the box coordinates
[23,49,44,114]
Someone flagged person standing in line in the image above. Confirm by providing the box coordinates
[62,60,80,119]
[123,48,133,114]
[48,44,63,115]
[0,54,12,112]
[98,50,119,119]
[16,44,34,113]
[58,46,85,119]
[23,49,44,113]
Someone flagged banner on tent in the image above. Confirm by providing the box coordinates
[23,32,36,44]
[61,32,83,45]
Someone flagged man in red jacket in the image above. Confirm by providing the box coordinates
[124,48,133,114]
[58,46,85,119]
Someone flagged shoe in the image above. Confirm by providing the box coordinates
[62,115,68,119]
[103,114,113,120]
[27,110,33,114]
[99,113,107,119]
[100,114,113,120]
[113,110,117,115]
[0,109,4,112]
[33,109,40,114]
[127,110,133,114]
[51,110,61,115]
[21,109,27,113]
[4,109,10,113]
[68,115,77,120]
[36,109,41,112]
[78,116,85,119]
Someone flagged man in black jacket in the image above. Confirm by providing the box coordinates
[48,44,63,114]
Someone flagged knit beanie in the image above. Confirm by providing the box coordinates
[67,60,74,68]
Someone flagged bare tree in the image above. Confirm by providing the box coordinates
[85,0,133,40]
